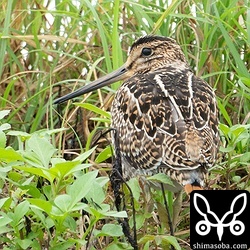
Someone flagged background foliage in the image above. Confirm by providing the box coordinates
[0,0,249,249]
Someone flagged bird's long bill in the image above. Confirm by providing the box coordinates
[54,64,128,104]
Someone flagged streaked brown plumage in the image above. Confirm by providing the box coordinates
[54,35,220,193]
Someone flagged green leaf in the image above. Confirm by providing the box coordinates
[71,202,89,212]
[0,131,6,148]
[0,198,11,210]
[219,123,230,136]
[83,202,127,218]
[12,200,30,226]
[31,206,54,229]
[127,178,141,201]
[152,0,184,33]
[97,224,123,237]
[15,166,55,183]
[96,210,127,218]
[160,235,181,250]
[48,241,75,250]
[0,0,12,78]
[213,5,249,77]
[134,214,145,230]
[0,212,12,227]
[0,110,10,120]
[89,117,111,123]
[217,100,232,126]
[0,226,12,235]
[7,130,31,139]
[38,128,68,136]
[95,146,112,163]
[8,171,23,182]
[74,146,97,162]
[85,180,105,204]
[54,194,72,213]
[50,160,90,179]
[139,235,155,244]
[147,173,174,186]
[0,123,11,131]
[232,176,241,183]
[106,242,132,250]
[0,148,24,161]
[21,151,44,168]
[156,202,170,229]
[75,103,111,119]
[20,185,41,198]
[63,216,77,232]
[230,125,249,144]
[28,198,52,215]
[96,176,109,187]
[64,215,77,231]
[26,134,57,168]
[67,170,98,209]
[16,239,32,249]
[50,161,76,178]
[240,152,250,163]
[219,145,234,153]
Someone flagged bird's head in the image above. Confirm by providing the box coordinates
[125,36,188,75]
[54,35,188,104]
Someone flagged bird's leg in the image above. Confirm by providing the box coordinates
[110,130,138,250]
[108,128,123,212]
[90,128,138,247]
[110,166,138,250]
[110,161,123,212]
[122,179,138,250]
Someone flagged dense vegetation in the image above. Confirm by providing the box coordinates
[0,0,249,249]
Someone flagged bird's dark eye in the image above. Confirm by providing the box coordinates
[141,47,152,56]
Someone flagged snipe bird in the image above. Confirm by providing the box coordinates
[54,35,219,194]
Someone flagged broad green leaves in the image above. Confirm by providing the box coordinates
[0,115,127,248]
[0,110,11,148]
